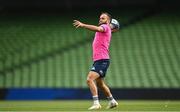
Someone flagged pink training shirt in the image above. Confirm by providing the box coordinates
[92,24,112,61]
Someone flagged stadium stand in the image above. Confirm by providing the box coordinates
[0,9,179,88]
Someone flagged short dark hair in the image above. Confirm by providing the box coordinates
[101,12,112,21]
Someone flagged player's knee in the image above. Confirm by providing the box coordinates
[86,78,93,85]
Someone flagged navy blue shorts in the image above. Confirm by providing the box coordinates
[90,59,110,78]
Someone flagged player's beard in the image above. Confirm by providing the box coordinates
[99,21,106,25]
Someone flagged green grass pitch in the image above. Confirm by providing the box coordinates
[0,100,180,111]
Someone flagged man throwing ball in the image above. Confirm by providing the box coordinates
[73,12,119,110]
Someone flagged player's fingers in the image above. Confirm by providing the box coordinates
[73,20,79,23]
[76,25,79,28]
[74,21,79,24]
[73,20,81,28]
[73,20,78,25]
[73,22,79,26]
[73,22,77,26]
[74,20,81,25]
[76,24,81,28]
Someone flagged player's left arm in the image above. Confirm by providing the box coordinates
[73,20,104,32]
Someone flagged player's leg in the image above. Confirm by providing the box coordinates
[87,71,101,110]
[96,77,112,96]
[96,78,118,109]
[87,71,99,96]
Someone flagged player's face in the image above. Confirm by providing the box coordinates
[99,14,109,25]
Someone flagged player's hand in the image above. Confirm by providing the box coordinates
[110,23,119,33]
[111,28,119,33]
[73,20,84,28]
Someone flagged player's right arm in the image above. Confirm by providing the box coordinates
[73,20,104,32]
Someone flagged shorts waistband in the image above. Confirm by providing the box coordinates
[94,59,110,63]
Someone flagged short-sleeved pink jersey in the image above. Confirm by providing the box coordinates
[92,24,112,61]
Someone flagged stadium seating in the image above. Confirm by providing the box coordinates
[0,9,179,88]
